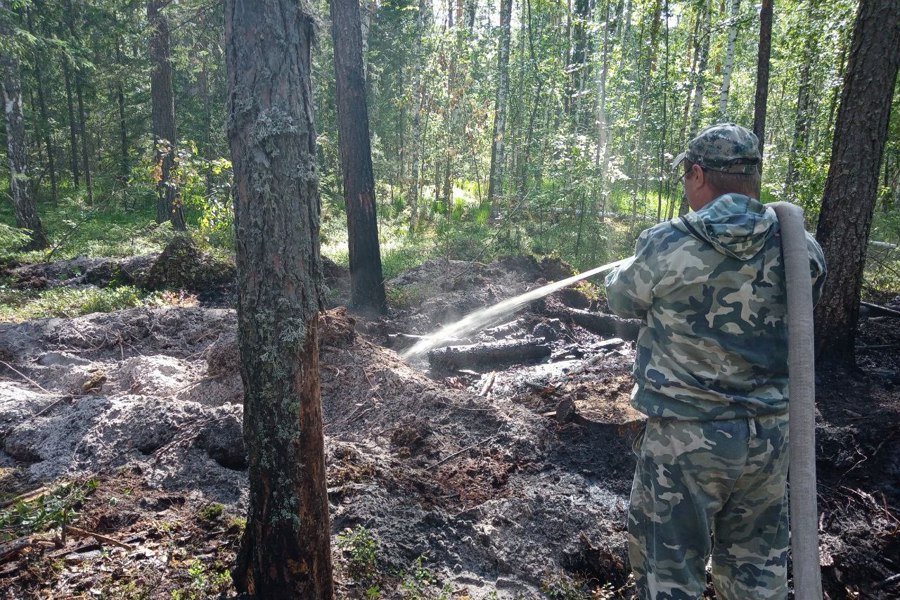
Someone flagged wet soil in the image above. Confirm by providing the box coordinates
[0,255,898,599]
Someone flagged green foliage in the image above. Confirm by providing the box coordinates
[170,559,232,600]
[197,503,225,522]
[0,285,146,322]
[0,479,99,541]
[337,525,380,582]
[540,572,588,600]
[399,556,452,600]
[0,223,30,260]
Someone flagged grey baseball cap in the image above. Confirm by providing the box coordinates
[672,123,761,175]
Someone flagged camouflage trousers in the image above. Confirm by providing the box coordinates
[627,414,790,600]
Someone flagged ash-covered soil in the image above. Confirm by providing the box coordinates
[1,255,898,599]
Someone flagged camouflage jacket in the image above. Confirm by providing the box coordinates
[605,194,826,420]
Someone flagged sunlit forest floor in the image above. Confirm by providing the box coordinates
[1,194,899,599]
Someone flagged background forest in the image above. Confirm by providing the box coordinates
[1,0,899,301]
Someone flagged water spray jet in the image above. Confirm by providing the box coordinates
[401,258,629,361]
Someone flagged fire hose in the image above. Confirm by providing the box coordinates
[770,201,823,600]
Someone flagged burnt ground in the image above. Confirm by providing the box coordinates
[0,253,898,599]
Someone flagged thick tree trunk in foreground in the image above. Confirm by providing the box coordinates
[1,1,48,250]
[814,0,900,366]
[753,0,773,165]
[226,1,333,598]
[331,0,387,316]
[487,0,512,219]
[148,0,185,230]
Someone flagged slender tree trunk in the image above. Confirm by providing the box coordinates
[331,0,387,315]
[75,73,93,205]
[487,0,512,218]
[408,0,428,233]
[116,37,129,181]
[679,0,710,216]
[688,0,709,139]
[226,1,333,596]
[814,0,900,366]
[64,0,93,204]
[717,0,740,119]
[148,0,185,230]
[62,61,80,187]
[1,0,48,250]
[679,9,701,149]
[784,3,817,199]
[26,9,58,204]
[753,0,773,165]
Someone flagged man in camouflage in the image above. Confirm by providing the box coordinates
[605,123,826,600]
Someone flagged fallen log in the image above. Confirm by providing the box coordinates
[428,337,551,371]
[546,307,641,341]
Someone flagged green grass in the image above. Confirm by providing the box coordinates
[0,285,148,322]
[0,185,177,263]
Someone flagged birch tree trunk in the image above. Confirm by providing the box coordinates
[0,0,48,250]
[717,0,740,119]
[225,0,334,596]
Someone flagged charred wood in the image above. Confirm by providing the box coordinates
[428,337,551,371]
[547,307,641,341]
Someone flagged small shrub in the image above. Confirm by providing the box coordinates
[337,525,380,582]
[0,478,99,541]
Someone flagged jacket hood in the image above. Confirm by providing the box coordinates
[679,194,777,261]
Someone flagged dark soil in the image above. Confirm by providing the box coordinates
[0,255,897,599]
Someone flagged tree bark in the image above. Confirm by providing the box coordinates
[74,71,93,205]
[331,0,387,316]
[64,0,93,205]
[814,0,900,366]
[408,0,429,233]
[27,7,58,204]
[784,0,821,199]
[717,0,740,119]
[225,1,334,597]
[116,36,129,181]
[487,0,512,219]
[62,61,80,187]
[1,0,48,250]
[148,0,185,230]
[752,0,773,165]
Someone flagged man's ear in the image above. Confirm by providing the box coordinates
[692,163,706,187]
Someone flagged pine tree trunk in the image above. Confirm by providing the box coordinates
[784,14,816,199]
[148,0,185,230]
[1,0,48,250]
[717,0,740,119]
[487,0,512,219]
[331,0,387,316]
[225,2,334,597]
[752,0,773,165]
[814,0,900,366]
